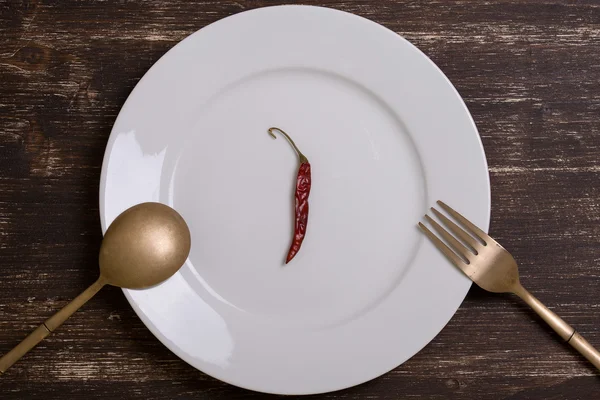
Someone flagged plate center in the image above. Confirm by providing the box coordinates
[168,68,425,327]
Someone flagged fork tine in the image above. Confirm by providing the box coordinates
[431,207,481,253]
[437,200,488,244]
[424,215,473,263]
[418,222,469,273]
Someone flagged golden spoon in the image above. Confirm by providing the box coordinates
[0,202,191,374]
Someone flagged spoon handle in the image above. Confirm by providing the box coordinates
[0,278,106,374]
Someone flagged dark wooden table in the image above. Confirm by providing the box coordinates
[1,1,599,398]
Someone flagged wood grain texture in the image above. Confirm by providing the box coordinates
[0,0,599,398]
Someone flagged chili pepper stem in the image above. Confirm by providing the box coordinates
[268,127,308,163]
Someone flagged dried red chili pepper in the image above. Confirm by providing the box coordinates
[268,127,311,264]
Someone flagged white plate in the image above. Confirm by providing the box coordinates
[100,5,490,395]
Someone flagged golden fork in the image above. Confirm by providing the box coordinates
[419,200,600,371]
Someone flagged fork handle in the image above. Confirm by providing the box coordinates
[514,284,600,370]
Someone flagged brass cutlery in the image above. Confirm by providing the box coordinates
[419,200,600,370]
[0,202,191,374]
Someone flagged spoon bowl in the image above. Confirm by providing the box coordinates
[100,202,191,289]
